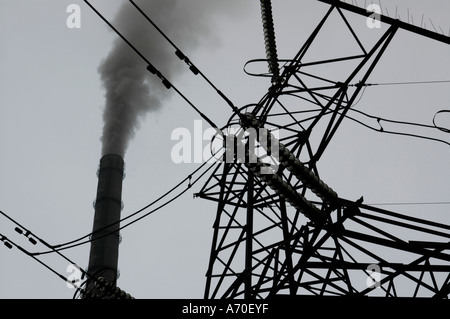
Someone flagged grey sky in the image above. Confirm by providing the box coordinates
[0,0,449,299]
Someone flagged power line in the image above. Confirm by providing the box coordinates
[342,82,450,146]
[32,153,220,256]
[83,0,220,131]
[1,149,222,258]
[34,164,214,255]
[350,79,450,87]
[0,230,77,289]
[0,209,143,298]
[1,153,220,293]
[244,58,450,88]
[344,112,450,146]
[0,210,89,281]
[366,201,450,207]
[128,0,240,117]
[244,63,450,144]
[433,110,450,133]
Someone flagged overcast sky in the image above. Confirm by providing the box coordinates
[1,0,449,299]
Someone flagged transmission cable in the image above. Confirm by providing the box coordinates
[0,210,91,282]
[0,230,80,289]
[366,201,450,207]
[433,110,450,133]
[84,0,219,131]
[1,155,218,286]
[344,110,450,146]
[32,154,220,255]
[34,161,216,255]
[344,81,450,145]
[128,0,240,117]
[351,80,450,87]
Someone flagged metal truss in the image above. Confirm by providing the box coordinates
[198,1,450,299]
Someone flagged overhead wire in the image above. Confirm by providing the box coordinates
[433,110,450,133]
[31,152,221,256]
[244,59,450,139]
[262,200,450,208]
[264,77,450,146]
[343,108,450,146]
[0,229,79,289]
[366,201,450,207]
[83,0,220,131]
[0,211,83,270]
[1,165,228,291]
[345,115,450,146]
[344,80,450,145]
[0,210,92,288]
[350,79,450,87]
[128,0,240,117]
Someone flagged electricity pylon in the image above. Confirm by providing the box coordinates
[198,0,450,299]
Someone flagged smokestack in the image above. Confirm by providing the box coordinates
[86,154,125,294]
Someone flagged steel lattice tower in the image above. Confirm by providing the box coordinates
[197,0,450,299]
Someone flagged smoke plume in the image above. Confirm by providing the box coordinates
[98,0,244,157]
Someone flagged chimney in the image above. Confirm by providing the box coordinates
[86,154,125,294]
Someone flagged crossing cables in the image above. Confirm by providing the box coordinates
[83,0,220,131]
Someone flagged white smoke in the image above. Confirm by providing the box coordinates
[98,0,246,157]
